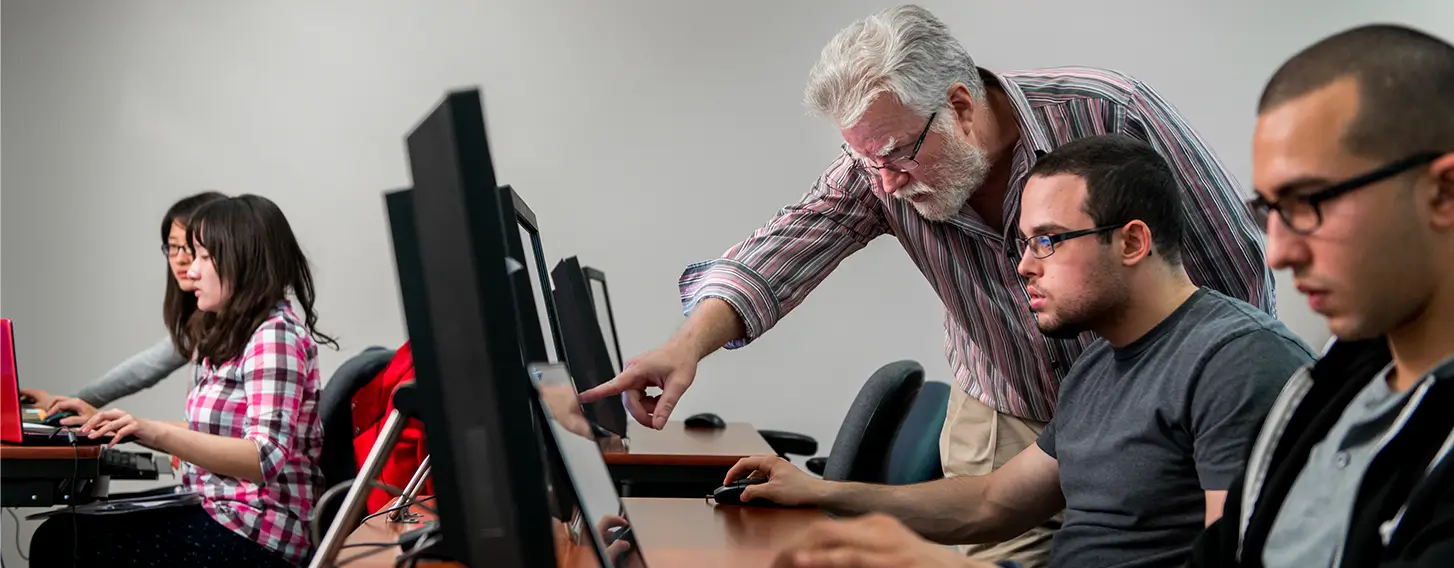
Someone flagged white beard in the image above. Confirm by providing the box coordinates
[898,134,992,222]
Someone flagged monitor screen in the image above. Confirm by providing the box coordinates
[552,257,629,437]
[528,362,642,568]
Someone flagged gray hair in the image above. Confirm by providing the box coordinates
[804,4,984,128]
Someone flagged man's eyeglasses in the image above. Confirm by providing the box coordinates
[1247,152,1441,235]
[1017,225,1123,259]
[161,244,191,258]
[844,111,937,174]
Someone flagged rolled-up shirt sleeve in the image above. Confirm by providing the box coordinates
[679,154,888,348]
[239,324,309,484]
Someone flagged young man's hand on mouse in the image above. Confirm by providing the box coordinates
[723,455,831,507]
[47,396,99,426]
[771,513,996,568]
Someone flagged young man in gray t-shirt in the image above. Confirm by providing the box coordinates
[728,134,1313,568]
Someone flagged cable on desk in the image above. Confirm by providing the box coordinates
[394,533,442,568]
[310,479,358,546]
[69,434,79,566]
[5,508,28,561]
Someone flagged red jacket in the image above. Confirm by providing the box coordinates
[350,342,432,512]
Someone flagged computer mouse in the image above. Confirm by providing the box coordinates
[41,411,77,427]
[684,412,726,429]
[710,476,768,506]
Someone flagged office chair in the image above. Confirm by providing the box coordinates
[882,380,950,485]
[315,346,396,531]
[800,360,925,483]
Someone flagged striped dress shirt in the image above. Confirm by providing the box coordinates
[678,66,1274,423]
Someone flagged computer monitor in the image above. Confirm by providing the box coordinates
[551,257,629,437]
[581,266,625,374]
[499,185,565,365]
[388,88,555,566]
[528,361,644,568]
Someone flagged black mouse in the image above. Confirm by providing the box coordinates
[710,476,769,506]
[684,412,726,429]
[41,411,77,427]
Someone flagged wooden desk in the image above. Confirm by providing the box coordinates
[604,422,774,498]
[624,498,825,567]
[0,444,103,460]
[340,498,826,567]
[0,442,104,507]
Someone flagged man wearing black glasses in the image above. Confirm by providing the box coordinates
[733,134,1311,568]
[584,8,1271,564]
[1190,24,1454,568]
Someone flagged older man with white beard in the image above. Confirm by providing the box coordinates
[581,5,1273,566]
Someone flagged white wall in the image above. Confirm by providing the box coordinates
[4,1,1453,565]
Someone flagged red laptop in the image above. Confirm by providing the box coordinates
[2,318,113,446]
[2,318,24,444]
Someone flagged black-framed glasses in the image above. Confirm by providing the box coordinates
[161,244,190,258]
[843,111,937,174]
[1016,225,1123,259]
[1248,152,1441,235]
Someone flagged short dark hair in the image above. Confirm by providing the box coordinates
[1259,24,1454,161]
[186,194,338,363]
[1028,134,1184,264]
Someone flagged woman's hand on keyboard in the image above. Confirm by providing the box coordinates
[80,408,160,447]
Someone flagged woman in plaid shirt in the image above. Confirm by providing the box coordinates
[30,194,337,567]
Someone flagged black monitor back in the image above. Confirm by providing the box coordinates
[581,266,625,374]
[389,88,554,567]
[551,256,629,437]
[499,185,565,365]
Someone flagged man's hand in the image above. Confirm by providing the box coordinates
[79,408,162,447]
[724,455,832,507]
[47,396,99,426]
[772,514,992,568]
[579,344,698,430]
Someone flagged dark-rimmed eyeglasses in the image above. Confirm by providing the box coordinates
[1016,225,1123,259]
[161,244,191,258]
[1247,152,1441,235]
[843,111,937,174]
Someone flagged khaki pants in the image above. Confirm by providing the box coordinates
[939,388,1062,568]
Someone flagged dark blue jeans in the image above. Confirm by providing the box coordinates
[30,504,296,567]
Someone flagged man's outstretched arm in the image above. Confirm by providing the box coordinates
[728,442,1065,544]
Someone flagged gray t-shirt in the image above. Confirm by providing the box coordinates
[1262,365,1414,568]
[1038,289,1314,568]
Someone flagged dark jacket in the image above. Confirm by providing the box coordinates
[1191,338,1454,567]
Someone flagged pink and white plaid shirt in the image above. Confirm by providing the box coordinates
[184,302,324,565]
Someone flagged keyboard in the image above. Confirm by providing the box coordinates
[101,450,163,480]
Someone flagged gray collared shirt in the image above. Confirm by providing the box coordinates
[1263,364,1414,567]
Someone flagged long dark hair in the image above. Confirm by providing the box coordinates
[185,194,338,364]
[163,191,228,357]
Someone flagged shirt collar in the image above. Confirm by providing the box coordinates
[978,67,1054,156]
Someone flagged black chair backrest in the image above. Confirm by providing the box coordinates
[823,360,926,483]
[318,346,396,488]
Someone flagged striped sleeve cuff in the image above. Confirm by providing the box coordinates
[678,258,781,350]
